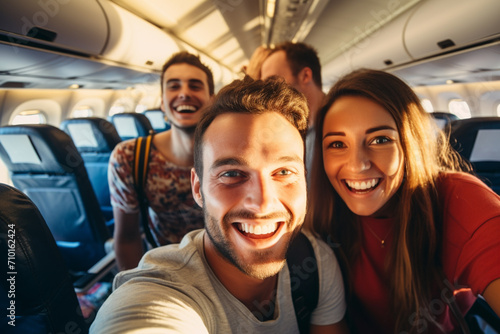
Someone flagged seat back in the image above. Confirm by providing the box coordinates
[144,109,171,132]
[0,124,111,272]
[430,111,459,131]
[60,117,122,221]
[0,183,88,333]
[110,112,154,141]
[450,117,500,195]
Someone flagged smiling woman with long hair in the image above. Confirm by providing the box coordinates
[305,69,500,333]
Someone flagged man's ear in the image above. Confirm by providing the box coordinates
[191,168,203,207]
[160,99,166,113]
[298,67,313,85]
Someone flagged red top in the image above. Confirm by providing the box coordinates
[351,172,500,333]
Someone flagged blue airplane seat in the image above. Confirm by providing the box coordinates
[0,124,113,273]
[144,109,171,132]
[430,111,459,131]
[110,112,154,141]
[450,117,500,195]
[60,117,121,222]
[0,183,89,333]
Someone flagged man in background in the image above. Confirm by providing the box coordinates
[261,41,325,175]
[109,51,214,270]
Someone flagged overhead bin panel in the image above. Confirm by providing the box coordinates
[0,43,61,72]
[82,66,159,84]
[404,0,500,60]
[0,43,108,79]
[98,1,181,71]
[322,54,352,90]
[321,10,413,88]
[348,11,412,70]
[0,0,108,55]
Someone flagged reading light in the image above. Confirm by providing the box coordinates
[267,0,276,18]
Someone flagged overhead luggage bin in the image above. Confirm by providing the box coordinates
[348,10,412,71]
[404,0,500,60]
[98,1,181,71]
[0,0,109,55]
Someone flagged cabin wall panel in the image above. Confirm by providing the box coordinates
[66,90,118,119]
[2,90,68,125]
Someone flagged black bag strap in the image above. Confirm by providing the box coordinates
[442,269,500,334]
[132,134,158,248]
[464,297,500,332]
[448,293,500,334]
[446,287,471,334]
[286,232,319,334]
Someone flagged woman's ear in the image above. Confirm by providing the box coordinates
[191,168,203,207]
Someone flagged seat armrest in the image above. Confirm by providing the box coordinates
[73,250,116,293]
[104,237,114,254]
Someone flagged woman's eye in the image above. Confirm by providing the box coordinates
[371,137,391,145]
[328,141,345,149]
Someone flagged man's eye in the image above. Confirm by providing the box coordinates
[221,170,241,178]
[276,169,292,176]
[189,84,203,91]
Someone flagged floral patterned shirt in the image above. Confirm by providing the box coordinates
[108,139,204,245]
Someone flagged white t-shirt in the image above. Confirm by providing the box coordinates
[90,229,345,333]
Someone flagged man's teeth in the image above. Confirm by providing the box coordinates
[237,222,278,235]
[346,179,379,190]
[176,105,196,112]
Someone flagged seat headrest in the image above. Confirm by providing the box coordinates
[0,124,85,174]
[144,109,168,131]
[430,112,459,130]
[450,117,500,163]
[60,117,122,153]
[111,112,153,140]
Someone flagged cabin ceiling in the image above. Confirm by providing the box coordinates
[111,0,422,73]
[0,0,499,89]
[106,0,500,87]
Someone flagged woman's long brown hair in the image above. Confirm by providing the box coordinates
[305,69,471,333]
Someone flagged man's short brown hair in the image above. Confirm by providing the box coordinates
[161,51,215,95]
[194,76,309,179]
[269,42,322,88]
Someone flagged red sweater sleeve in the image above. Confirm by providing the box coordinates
[440,172,500,295]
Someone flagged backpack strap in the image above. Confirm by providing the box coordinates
[286,232,319,334]
[132,134,158,248]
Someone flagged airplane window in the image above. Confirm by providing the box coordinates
[135,104,148,113]
[10,110,47,125]
[71,106,94,118]
[421,99,434,113]
[448,99,471,119]
[109,105,126,116]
